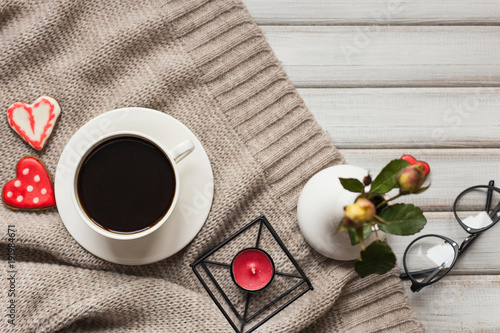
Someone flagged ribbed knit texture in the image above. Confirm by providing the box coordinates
[0,0,423,332]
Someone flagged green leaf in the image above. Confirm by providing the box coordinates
[339,178,364,193]
[370,159,410,194]
[355,240,396,278]
[347,224,372,245]
[378,203,427,235]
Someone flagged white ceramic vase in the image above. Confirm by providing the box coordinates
[297,165,385,261]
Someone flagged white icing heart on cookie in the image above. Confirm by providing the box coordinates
[7,96,61,150]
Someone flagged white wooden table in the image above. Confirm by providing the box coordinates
[243,1,500,331]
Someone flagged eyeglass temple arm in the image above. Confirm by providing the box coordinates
[421,264,444,284]
[400,268,435,279]
[485,180,500,223]
[486,180,495,212]
[407,264,446,292]
[490,202,500,221]
[400,262,448,280]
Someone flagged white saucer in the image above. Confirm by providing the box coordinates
[55,108,214,265]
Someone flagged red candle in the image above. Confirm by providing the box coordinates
[231,248,275,292]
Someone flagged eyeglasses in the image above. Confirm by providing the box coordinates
[401,180,500,292]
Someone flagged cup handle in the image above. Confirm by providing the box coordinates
[169,140,195,163]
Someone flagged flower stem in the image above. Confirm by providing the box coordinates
[356,227,366,250]
[376,193,402,209]
[359,238,366,251]
[373,215,388,225]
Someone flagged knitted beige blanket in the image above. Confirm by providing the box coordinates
[0,0,423,332]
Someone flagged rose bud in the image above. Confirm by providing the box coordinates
[363,174,372,186]
[398,164,426,193]
[344,198,376,227]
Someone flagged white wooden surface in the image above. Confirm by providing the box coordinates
[245,0,500,25]
[243,1,500,331]
[261,26,500,87]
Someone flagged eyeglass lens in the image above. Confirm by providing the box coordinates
[455,186,500,231]
[405,236,456,284]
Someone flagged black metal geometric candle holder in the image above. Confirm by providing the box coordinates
[191,215,313,333]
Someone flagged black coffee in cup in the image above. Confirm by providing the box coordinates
[77,136,176,234]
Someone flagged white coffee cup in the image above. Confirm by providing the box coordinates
[71,130,194,241]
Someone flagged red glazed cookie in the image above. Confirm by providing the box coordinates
[400,154,430,176]
[2,156,56,210]
[7,96,61,150]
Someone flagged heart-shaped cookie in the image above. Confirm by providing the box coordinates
[7,96,61,150]
[2,156,56,210]
[401,154,430,176]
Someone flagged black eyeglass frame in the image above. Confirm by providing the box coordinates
[401,181,500,292]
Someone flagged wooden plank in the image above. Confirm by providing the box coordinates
[340,149,500,211]
[244,0,500,25]
[298,88,500,149]
[389,212,500,275]
[261,26,500,87]
[403,275,500,331]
